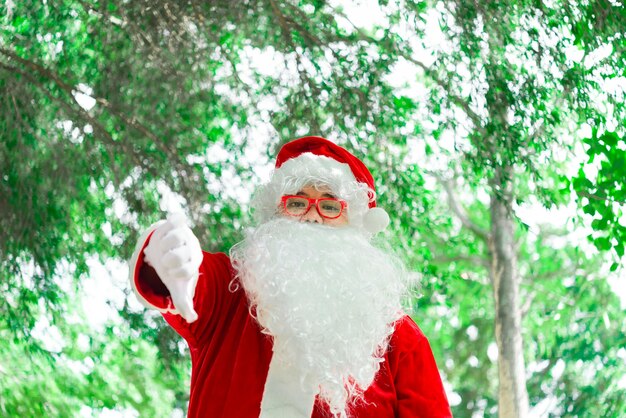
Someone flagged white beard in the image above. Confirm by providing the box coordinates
[230,218,407,416]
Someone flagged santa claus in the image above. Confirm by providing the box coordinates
[129,136,452,417]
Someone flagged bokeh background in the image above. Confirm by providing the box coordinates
[1,0,625,417]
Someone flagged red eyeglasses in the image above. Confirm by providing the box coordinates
[280,195,347,219]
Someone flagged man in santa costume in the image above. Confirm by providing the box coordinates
[129,136,452,417]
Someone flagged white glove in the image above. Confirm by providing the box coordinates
[143,213,202,323]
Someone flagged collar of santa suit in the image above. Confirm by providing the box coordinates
[259,344,317,418]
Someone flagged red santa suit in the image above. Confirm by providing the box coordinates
[130,235,453,418]
[130,136,452,417]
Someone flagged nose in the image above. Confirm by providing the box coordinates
[301,204,323,223]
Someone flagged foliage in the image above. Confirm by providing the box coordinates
[573,131,626,268]
[0,305,186,417]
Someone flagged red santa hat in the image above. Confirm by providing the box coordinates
[275,136,390,233]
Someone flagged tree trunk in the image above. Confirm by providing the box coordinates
[489,168,529,418]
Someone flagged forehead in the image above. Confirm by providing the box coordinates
[297,184,337,198]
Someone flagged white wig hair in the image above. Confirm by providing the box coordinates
[251,153,375,230]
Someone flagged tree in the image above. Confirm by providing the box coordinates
[364,0,626,416]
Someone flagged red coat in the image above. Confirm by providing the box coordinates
[132,242,452,418]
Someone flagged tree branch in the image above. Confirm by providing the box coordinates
[330,7,486,134]
[576,189,626,205]
[0,62,133,184]
[520,291,535,317]
[401,54,486,132]
[0,47,178,163]
[268,0,323,133]
[434,174,490,241]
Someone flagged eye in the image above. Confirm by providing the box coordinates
[287,200,307,208]
[320,202,341,212]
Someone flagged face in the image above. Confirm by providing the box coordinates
[280,185,349,227]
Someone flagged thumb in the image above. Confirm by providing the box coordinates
[167,212,188,228]
[164,212,199,323]
[168,278,199,323]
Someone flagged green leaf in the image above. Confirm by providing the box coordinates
[594,237,613,251]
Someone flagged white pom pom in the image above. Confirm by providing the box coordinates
[363,207,390,234]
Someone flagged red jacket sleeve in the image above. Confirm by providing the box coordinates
[129,228,236,348]
[391,317,453,418]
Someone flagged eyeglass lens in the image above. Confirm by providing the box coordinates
[284,197,343,219]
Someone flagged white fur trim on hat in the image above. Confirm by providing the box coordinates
[363,207,390,234]
[274,153,357,186]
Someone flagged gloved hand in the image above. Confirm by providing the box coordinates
[143,213,202,323]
